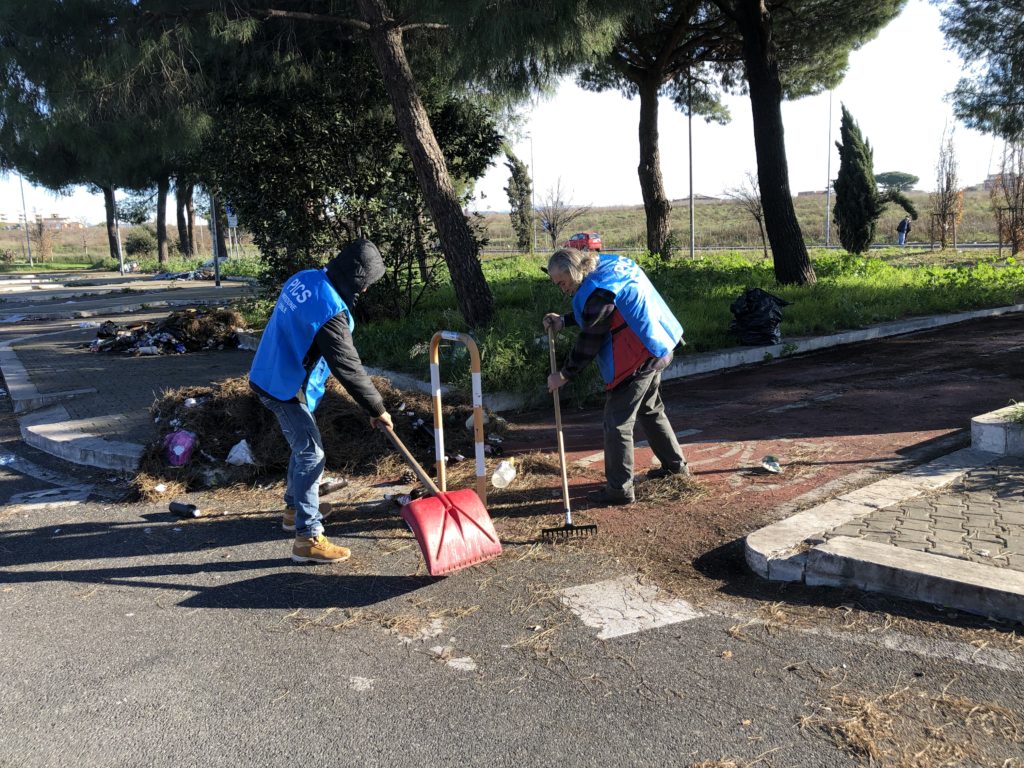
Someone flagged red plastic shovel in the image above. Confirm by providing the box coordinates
[382,426,502,576]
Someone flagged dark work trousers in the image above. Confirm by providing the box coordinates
[603,371,686,497]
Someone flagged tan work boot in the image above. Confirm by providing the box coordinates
[281,507,296,532]
[291,534,351,564]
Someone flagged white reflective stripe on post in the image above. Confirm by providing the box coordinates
[475,441,486,486]
[430,362,446,490]
[471,372,483,408]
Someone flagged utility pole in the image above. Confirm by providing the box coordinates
[824,91,833,247]
[18,173,33,267]
[688,67,695,260]
[530,136,537,255]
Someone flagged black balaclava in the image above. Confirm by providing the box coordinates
[324,239,386,306]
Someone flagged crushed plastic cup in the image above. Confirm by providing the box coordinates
[760,455,782,474]
[491,459,516,489]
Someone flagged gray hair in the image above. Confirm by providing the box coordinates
[546,248,599,285]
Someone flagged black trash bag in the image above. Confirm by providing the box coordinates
[729,287,790,345]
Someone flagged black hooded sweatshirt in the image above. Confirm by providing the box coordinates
[252,239,386,417]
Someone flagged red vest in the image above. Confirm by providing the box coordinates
[607,308,653,390]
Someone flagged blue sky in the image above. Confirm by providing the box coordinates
[0,0,1003,224]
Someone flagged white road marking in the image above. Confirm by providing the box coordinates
[348,677,374,691]
[560,575,704,639]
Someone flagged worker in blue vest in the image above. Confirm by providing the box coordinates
[249,239,393,563]
[543,249,689,506]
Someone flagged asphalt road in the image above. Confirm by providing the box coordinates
[1,305,1023,767]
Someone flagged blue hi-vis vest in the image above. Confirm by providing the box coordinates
[571,254,683,386]
[248,269,353,412]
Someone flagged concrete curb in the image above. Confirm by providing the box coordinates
[972,405,1024,456]
[745,403,1024,622]
[18,404,144,472]
[744,447,998,582]
[0,296,238,323]
[0,337,97,414]
[806,537,1024,623]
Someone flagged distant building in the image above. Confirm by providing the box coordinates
[984,173,1019,191]
[39,213,83,231]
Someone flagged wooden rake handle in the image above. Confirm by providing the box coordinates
[380,425,442,496]
[548,326,573,522]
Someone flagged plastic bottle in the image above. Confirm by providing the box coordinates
[491,459,517,489]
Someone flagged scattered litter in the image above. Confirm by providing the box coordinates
[82,307,247,356]
[153,483,167,494]
[0,454,15,466]
[183,398,198,408]
[169,501,202,518]
[54,528,61,534]
[318,478,349,496]
[491,459,516,489]
[78,321,100,329]
[760,455,782,474]
[163,430,197,467]
[225,439,256,466]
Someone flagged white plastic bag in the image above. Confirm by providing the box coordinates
[225,439,256,466]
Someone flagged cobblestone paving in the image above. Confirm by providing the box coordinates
[826,457,1024,572]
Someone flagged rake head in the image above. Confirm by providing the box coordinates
[542,522,598,539]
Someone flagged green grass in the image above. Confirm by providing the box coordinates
[345,248,1024,407]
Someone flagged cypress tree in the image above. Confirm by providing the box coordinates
[503,150,533,253]
[833,104,917,253]
[833,105,883,254]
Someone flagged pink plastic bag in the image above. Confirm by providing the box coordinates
[163,430,197,467]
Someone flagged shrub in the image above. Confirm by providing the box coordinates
[124,227,157,257]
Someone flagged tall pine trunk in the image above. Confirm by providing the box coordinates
[101,185,120,263]
[175,180,193,257]
[735,0,815,285]
[156,174,170,266]
[355,0,494,327]
[637,78,672,258]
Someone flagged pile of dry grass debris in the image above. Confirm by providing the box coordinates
[135,374,507,497]
[85,307,247,355]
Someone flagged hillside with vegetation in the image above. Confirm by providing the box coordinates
[479,188,1005,253]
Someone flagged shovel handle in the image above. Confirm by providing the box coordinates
[548,326,573,525]
[380,425,442,496]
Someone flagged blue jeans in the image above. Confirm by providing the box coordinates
[257,394,325,538]
[898,231,907,245]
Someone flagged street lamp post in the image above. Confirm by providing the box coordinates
[530,136,537,255]
[824,91,833,247]
[17,173,33,267]
[687,67,695,260]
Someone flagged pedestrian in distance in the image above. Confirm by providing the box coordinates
[896,215,912,246]
[249,239,393,563]
[542,248,689,506]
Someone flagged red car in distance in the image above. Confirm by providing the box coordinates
[562,232,602,252]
